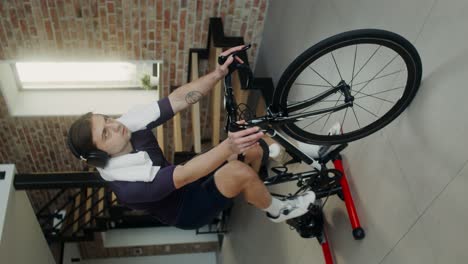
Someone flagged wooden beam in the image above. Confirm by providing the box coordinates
[191,52,202,153]
[156,126,164,153]
[85,188,92,226]
[209,38,222,146]
[157,78,165,153]
[72,193,81,233]
[173,112,183,151]
[97,188,104,215]
[232,70,250,106]
[112,192,117,205]
[211,67,222,146]
[256,93,267,116]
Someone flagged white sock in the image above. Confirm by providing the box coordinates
[262,197,284,217]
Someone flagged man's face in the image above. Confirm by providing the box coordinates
[91,114,132,156]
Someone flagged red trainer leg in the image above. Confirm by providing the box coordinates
[333,156,365,240]
[320,230,334,264]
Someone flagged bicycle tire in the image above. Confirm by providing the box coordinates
[273,29,422,145]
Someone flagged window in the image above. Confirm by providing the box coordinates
[0,61,162,116]
[14,61,160,90]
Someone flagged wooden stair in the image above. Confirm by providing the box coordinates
[173,17,258,164]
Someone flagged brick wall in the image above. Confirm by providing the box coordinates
[0,0,268,172]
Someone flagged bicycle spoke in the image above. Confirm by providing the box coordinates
[321,113,333,133]
[351,107,361,128]
[353,90,396,104]
[293,83,332,88]
[308,66,335,87]
[350,45,381,84]
[351,69,404,87]
[354,86,404,99]
[354,54,399,95]
[341,107,349,129]
[320,94,342,133]
[302,113,330,129]
[354,102,379,118]
[350,45,357,87]
[331,52,343,80]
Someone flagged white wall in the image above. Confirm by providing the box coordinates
[0,63,159,116]
[102,227,217,247]
[83,253,216,264]
[0,165,56,264]
[0,165,15,240]
[0,64,19,114]
[63,243,216,264]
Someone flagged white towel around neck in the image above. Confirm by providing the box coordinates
[96,151,160,182]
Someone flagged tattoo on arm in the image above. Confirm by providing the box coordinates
[185,91,203,104]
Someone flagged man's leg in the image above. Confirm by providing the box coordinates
[213,160,316,223]
[228,138,268,173]
[214,160,271,208]
[242,143,264,172]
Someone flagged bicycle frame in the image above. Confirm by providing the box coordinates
[224,73,334,172]
[238,80,353,127]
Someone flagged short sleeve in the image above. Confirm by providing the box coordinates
[109,165,177,204]
[117,97,175,132]
[146,97,175,129]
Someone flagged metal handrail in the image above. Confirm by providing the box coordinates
[60,194,106,235]
[51,188,98,230]
[36,188,67,216]
[73,198,117,235]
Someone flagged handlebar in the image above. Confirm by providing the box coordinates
[218,44,256,132]
[218,44,254,89]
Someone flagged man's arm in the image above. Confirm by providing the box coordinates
[167,45,245,114]
[168,69,224,114]
[173,126,264,189]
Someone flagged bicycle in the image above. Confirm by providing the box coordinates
[218,29,422,264]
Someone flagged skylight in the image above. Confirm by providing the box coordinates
[15,62,158,90]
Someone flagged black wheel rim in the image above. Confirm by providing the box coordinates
[276,33,420,145]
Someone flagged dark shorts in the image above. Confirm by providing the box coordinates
[173,142,270,230]
[174,165,233,230]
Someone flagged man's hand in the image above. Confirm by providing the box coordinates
[216,45,246,78]
[168,45,248,114]
[227,124,264,154]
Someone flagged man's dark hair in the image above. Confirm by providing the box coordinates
[68,112,98,158]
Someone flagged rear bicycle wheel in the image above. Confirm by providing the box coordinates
[273,29,422,145]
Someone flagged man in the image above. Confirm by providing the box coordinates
[67,45,315,229]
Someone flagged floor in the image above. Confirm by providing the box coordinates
[219,0,468,263]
